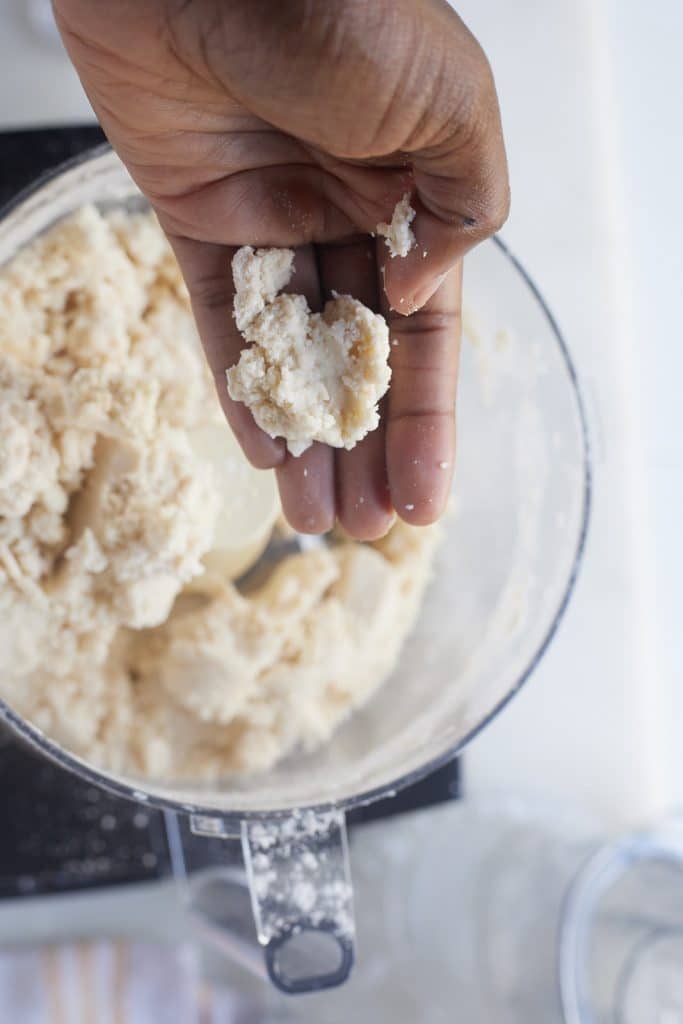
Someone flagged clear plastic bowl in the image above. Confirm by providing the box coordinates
[0,147,591,819]
[560,819,683,1023]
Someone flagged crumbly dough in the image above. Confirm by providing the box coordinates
[0,207,438,781]
[377,193,417,258]
[226,247,391,457]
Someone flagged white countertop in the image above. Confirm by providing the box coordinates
[0,0,679,827]
[459,0,681,826]
[455,0,667,825]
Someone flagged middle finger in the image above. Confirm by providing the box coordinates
[317,238,394,540]
[275,246,336,534]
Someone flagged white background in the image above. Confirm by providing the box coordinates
[1,0,682,826]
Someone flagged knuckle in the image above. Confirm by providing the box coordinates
[395,309,462,340]
[189,273,231,312]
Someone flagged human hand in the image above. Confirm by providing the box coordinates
[53,0,509,538]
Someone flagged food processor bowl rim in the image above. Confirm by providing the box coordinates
[0,144,592,821]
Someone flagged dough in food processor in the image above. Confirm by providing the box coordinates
[226,246,391,456]
[0,206,438,781]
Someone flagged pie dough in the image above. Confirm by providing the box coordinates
[0,207,438,781]
[227,246,391,456]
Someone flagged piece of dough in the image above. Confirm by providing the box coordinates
[377,193,417,258]
[226,246,391,456]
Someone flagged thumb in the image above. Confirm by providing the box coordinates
[380,50,510,314]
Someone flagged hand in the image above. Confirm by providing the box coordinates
[53,0,509,538]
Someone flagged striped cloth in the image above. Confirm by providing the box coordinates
[0,942,257,1023]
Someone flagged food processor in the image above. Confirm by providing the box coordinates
[0,146,591,993]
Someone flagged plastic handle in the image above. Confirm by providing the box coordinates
[242,809,355,994]
[170,809,356,995]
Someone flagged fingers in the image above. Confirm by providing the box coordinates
[170,227,460,537]
[172,219,460,540]
[169,234,286,469]
[317,239,394,540]
[384,260,462,525]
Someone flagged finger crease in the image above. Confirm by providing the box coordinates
[389,408,455,425]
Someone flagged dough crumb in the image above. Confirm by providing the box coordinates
[226,247,391,457]
[376,194,417,258]
[231,245,292,333]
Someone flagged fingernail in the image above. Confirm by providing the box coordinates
[408,273,447,312]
